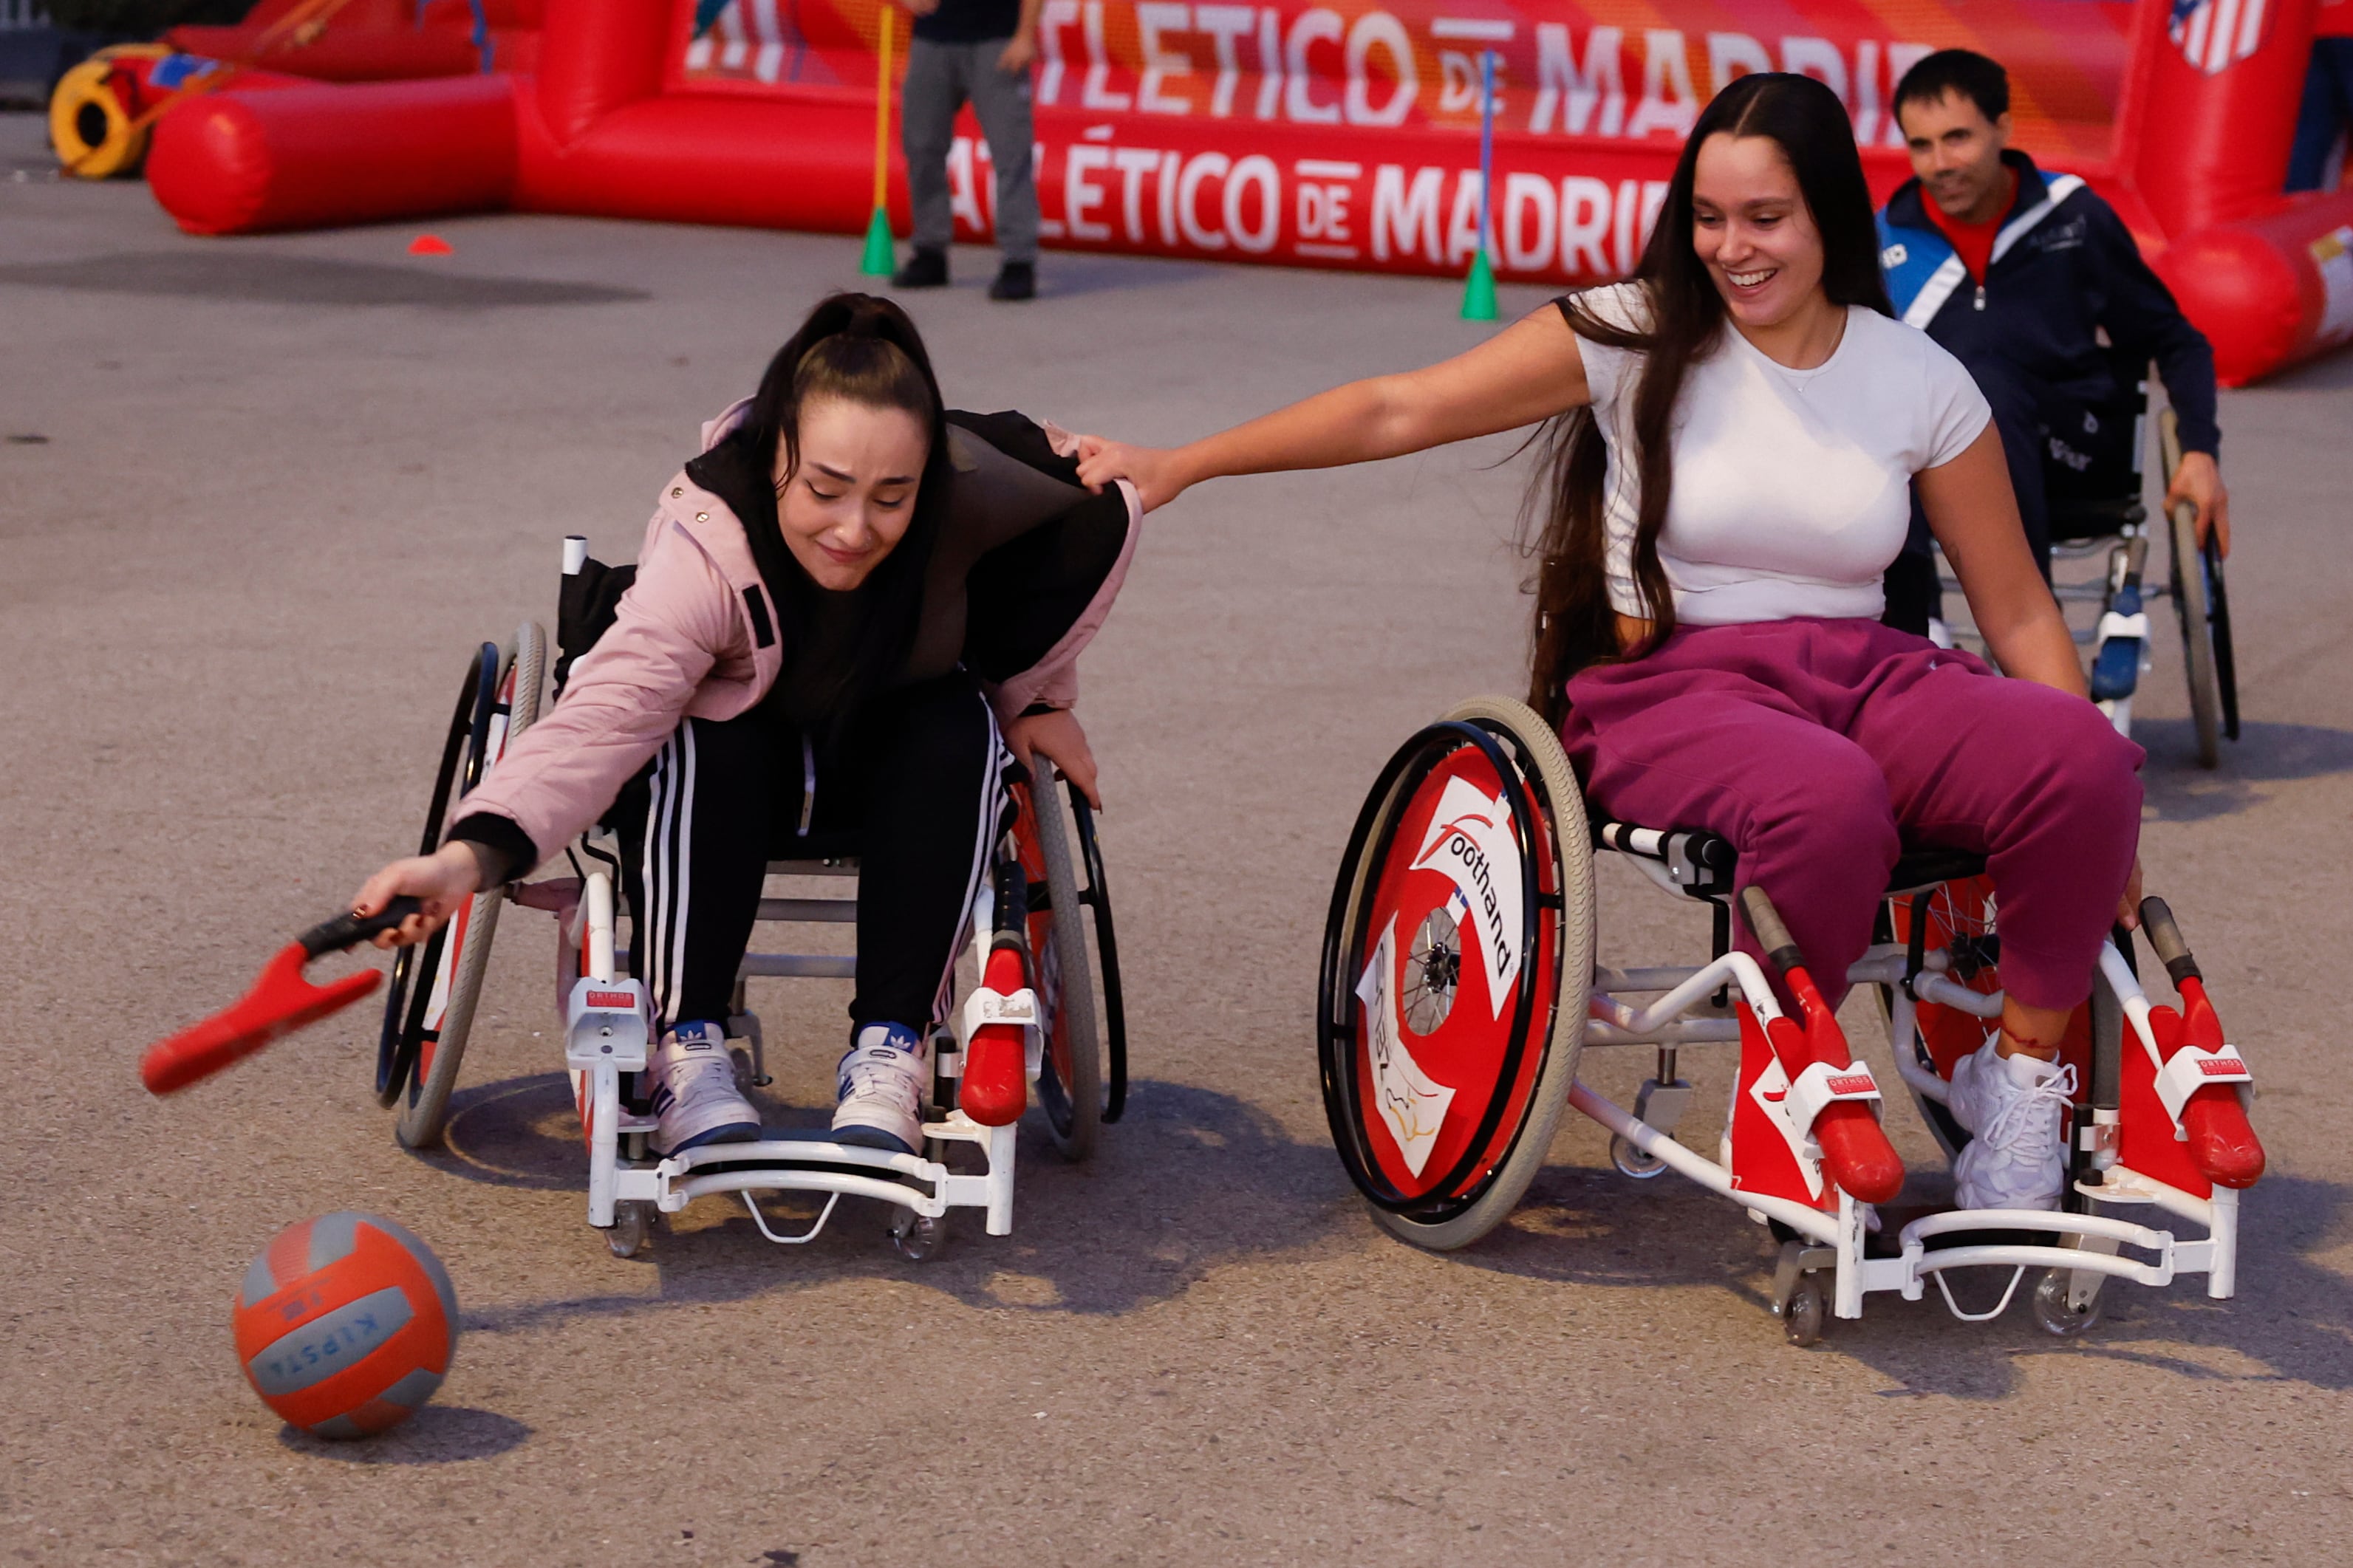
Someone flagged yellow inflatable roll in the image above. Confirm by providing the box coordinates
[49,44,171,180]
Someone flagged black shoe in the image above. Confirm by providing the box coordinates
[892,248,948,289]
[988,261,1036,301]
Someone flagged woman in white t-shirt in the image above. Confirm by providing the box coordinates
[1073,72,2144,1213]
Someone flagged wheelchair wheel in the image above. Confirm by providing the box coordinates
[1016,773,1116,1163]
[2159,410,2227,769]
[377,623,546,1149]
[1319,696,1594,1251]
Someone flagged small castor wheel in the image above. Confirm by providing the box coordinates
[890,1211,949,1262]
[1609,1132,1667,1179]
[2030,1267,2105,1338]
[607,1201,655,1259]
[1783,1278,1826,1347]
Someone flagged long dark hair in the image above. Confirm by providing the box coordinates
[725,291,947,724]
[1523,72,1894,725]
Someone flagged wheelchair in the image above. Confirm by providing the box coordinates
[369,538,1128,1261]
[1319,696,2264,1344]
[1936,387,2239,767]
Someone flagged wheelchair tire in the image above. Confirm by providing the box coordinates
[2159,410,2224,770]
[1319,696,1594,1251]
[1018,773,1105,1163]
[382,624,546,1149]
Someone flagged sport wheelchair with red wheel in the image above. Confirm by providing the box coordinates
[369,541,1127,1261]
[1319,696,2264,1343]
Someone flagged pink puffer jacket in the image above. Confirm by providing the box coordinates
[457,403,1141,869]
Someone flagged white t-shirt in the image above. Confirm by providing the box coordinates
[1571,282,1992,625]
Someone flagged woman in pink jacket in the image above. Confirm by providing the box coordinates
[353,294,1139,1158]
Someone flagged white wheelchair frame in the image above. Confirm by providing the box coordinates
[1320,696,2257,1345]
[538,858,1025,1259]
[1578,898,2241,1341]
[377,544,1124,1262]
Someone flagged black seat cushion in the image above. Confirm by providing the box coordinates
[1593,815,1986,896]
[1885,845,1988,891]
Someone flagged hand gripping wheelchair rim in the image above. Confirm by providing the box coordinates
[374,623,545,1148]
[1316,695,1595,1250]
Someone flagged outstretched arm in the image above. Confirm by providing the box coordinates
[1073,304,1594,510]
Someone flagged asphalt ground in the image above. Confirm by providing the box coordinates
[6,111,2353,1565]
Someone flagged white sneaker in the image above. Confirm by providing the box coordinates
[649,1021,760,1156]
[1947,1038,2076,1211]
[833,1024,929,1155]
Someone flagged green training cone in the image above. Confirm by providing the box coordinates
[860,208,896,278]
[1459,249,1498,321]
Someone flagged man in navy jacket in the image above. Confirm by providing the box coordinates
[1877,49,2230,633]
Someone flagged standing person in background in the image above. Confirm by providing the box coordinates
[892,0,1043,301]
[2289,0,2353,193]
[1876,49,2227,634]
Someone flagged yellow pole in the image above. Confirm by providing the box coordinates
[861,4,896,273]
[872,4,893,210]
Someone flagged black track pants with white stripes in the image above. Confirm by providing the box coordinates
[611,669,1008,1038]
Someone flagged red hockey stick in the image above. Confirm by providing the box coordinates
[140,897,421,1095]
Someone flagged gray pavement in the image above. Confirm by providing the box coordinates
[6,109,2353,1565]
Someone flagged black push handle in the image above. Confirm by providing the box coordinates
[991,860,1030,956]
[2138,896,2200,985]
[298,896,424,959]
[1738,886,1806,977]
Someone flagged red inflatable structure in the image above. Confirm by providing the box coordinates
[165,0,542,80]
[145,0,2353,383]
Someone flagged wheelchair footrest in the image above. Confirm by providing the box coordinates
[608,1115,1020,1237]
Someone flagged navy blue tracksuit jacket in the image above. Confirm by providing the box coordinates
[1875,150,2220,624]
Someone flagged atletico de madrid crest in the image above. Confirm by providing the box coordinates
[2170,0,2272,75]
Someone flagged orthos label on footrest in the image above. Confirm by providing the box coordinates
[565,976,649,1071]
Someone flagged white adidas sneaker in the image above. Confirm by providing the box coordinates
[832,1024,929,1155]
[1948,1038,2076,1211]
[649,1021,760,1156]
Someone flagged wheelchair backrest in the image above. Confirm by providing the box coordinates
[555,545,635,699]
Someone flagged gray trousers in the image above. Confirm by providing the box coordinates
[901,37,1038,263]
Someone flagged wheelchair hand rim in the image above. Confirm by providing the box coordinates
[460,642,499,793]
[2203,533,2239,741]
[1070,788,1127,1123]
[1318,720,1558,1221]
[374,941,420,1106]
[375,640,508,1109]
[1014,776,1101,1151]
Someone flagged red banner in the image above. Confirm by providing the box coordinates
[675,0,2137,280]
[145,0,2353,380]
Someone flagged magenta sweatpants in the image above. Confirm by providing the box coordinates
[1560,617,2143,1011]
